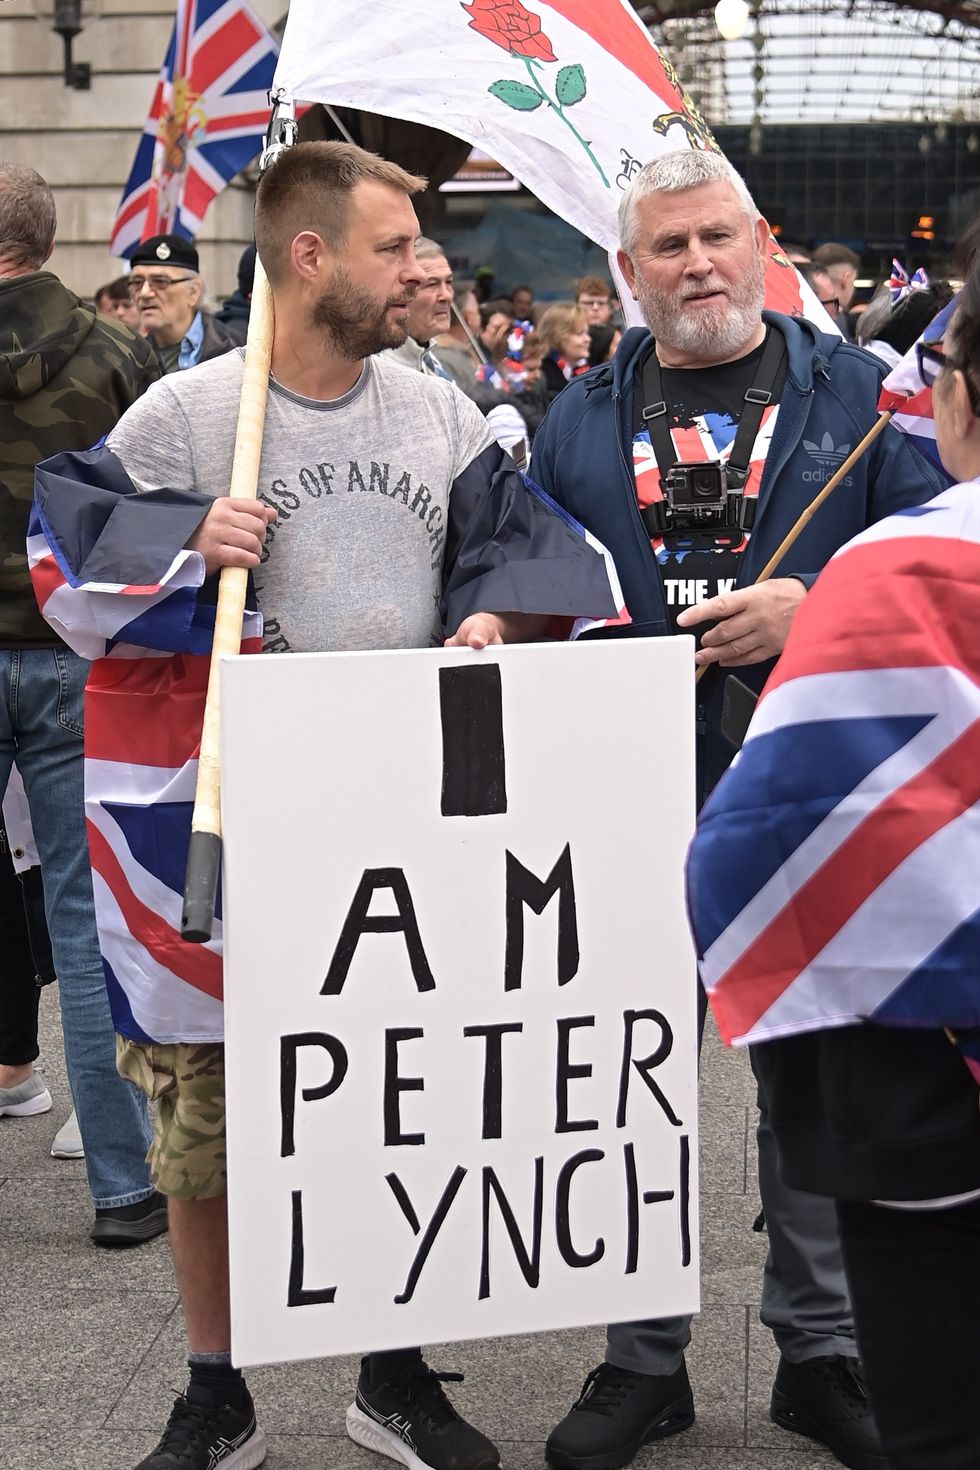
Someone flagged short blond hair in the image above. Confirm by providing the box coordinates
[536,302,587,354]
[255,141,427,285]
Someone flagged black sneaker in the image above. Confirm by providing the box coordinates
[91,1189,169,1247]
[545,1361,695,1470]
[346,1356,499,1470]
[134,1386,268,1468]
[771,1355,888,1470]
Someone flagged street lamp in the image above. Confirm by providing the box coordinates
[714,0,751,41]
[32,0,103,90]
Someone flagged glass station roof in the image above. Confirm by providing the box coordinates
[637,1,980,130]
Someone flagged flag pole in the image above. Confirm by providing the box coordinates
[452,301,489,364]
[694,409,894,685]
[181,90,297,943]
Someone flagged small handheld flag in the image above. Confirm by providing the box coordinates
[877,294,959,477]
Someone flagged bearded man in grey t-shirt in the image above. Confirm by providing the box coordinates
[32,140,619,1470]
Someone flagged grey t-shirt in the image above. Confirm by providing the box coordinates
[106,349,494,653]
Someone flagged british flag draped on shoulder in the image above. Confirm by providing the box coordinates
[687,481,980,1082]
[29,446,261,1043]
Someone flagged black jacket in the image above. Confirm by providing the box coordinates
[200,310,246,356]
[540,355,571,404]
[753,1025,980,1202]
[213,290,250,329]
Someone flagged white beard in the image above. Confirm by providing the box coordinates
[635,254,767,362]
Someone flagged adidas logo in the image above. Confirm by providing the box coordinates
[803,431,852,468]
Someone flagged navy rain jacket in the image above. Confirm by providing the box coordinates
[530,311,948,803]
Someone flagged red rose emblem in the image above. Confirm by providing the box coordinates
[461,0,557,63]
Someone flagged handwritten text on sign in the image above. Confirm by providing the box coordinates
[221,640,698,1366]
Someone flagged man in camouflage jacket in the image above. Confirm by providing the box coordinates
[0,161,167,1243]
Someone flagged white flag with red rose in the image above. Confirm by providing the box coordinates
[272,0,816,321]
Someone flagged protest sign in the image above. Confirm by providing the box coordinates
[221,638,698,1365]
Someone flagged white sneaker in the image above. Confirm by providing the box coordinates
[51,1108,84,1159]
[0,1072,52,1117]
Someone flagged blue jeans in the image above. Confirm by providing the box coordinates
[0,647,153,1207]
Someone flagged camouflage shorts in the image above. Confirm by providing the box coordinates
[116,1038,227,1199]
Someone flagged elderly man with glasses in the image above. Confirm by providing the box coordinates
[128,235,245,373]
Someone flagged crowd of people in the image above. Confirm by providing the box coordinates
[82,217,948,467]
[88,241,626,452]
[0,137,977,1470]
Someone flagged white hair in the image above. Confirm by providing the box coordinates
[618,150,758,258]
[415,236,448,263]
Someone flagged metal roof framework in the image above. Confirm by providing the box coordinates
[632,0,980,130]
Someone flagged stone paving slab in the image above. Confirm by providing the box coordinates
[0,1177,176,1290]
[700,1192,768,1305]
[699,1092,750,1197]
[0,1288,178,1429]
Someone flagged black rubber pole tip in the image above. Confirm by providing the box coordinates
[181,830,222,943]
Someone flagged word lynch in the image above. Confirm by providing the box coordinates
[288,1135,692,1310]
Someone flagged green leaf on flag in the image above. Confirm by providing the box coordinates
[488,80,544,111]
[556,64,587,106]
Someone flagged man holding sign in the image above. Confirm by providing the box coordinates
[31,142,621,1470]
[531,149,942,1470]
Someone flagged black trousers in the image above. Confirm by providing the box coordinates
[0,819,54,1067]
[836,1196,980,1469]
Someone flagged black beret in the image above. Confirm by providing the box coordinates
[130,234,200,272]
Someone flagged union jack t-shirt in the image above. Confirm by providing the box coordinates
[632,333,785,634]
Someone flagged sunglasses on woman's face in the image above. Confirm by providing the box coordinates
[917,338,980,416]
[915,339,947,389]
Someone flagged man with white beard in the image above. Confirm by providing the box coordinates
[530,150,944,1470]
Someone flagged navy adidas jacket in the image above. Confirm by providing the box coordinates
[530,311,947,803]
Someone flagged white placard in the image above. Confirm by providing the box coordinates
[221,639,699,1366]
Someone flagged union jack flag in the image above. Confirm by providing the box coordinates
[688,485,980,1068]
[29,443,263,1042]
[877,294,959,477]
[110,0,278,259]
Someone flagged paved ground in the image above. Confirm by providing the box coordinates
[1,989,839,1470]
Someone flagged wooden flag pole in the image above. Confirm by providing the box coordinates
[180,258,274,941]
[694,409,894,685]
[181,93,296,943]
[750,409,894,585]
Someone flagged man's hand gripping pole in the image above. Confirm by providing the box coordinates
[181,91,296,943]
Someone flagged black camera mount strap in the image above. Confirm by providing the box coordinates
[636,327,787,495]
